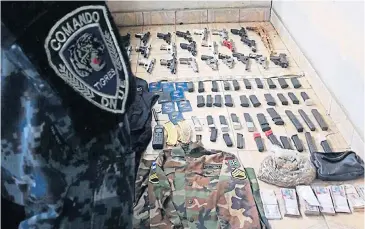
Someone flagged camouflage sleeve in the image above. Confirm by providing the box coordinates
[1,92,72,229]
[1,145,70,229]
[216,154,262,229]
[133,159,153,229]
[148,163,183,229]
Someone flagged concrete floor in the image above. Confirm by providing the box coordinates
[120,22,364,229]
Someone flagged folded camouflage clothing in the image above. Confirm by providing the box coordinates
[133,143,265,229]
[257,148,316,187]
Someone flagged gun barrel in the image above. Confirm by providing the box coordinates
[191,61,198,72]
[179,57,192,62]
[179,60,189,65]
[176,31,184,37]
[230,29,239,34]
[232,52,244,58]
[246,26,256,31]
[201,55,213,61]
[180,43,189,49]
[160,59,169,65]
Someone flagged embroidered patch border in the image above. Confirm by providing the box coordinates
[44,5,129,114]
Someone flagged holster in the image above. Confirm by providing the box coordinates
[311,151,364,181]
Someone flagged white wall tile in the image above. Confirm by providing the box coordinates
[271,9,364,149]
[329,98,347,124]
[176,10,208,24]
[309,74,332,113]
[107,1,252,12]
[351,130,364,159]
[143,11,175,25]
[208,9,240,23]
[250,0,272,8]
[239,8,270,22]
[112,12,143,26]
[336,119,354,146]
[271,1,365,140]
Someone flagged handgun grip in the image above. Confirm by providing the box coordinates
[143,32,150,38]
[201,55,213,61]
[270,56,279,61]
[176,31,189,37]
[242,37,253,46]
[232,52,242,58]
[180,43,189,49]
[176,31,184,37]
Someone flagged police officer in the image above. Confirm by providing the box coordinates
[1,1,138,228]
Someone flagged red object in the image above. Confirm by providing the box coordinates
[253,132,261,139]
[222,40,234,51]
[93,58,101,64]
[264,129,273,137]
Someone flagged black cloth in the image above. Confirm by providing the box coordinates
[1,1,136,139]
[127,77,159,173]
[1,197,26,229]
[1,1,139,228]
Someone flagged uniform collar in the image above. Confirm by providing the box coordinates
[171,142,210,158]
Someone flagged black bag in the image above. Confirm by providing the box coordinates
[127,77,158,174]
[311,151,364,181]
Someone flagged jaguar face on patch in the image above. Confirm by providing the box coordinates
[45,5,129,114]
[68,33,106,77]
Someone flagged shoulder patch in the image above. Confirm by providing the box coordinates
[231,168,247,180]
[151,161,156,170]
[45,5,128,114]
[227,158,241,169]
[149,173,159,184]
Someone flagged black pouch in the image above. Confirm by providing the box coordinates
[128,77,158,173]
[311,151,364,181]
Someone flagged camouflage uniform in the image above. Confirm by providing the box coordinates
[134,143,263,229]
[2,2,136,228]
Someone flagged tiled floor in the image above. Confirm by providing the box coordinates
[119,22,364,229]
